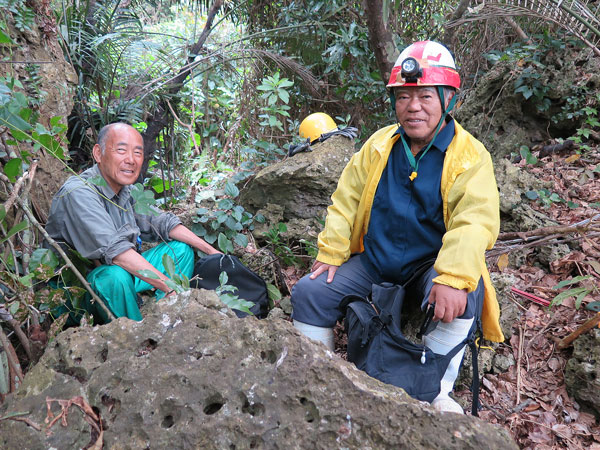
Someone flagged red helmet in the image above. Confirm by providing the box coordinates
[387,41,460,90]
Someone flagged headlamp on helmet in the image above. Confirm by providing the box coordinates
[400,57,422,83]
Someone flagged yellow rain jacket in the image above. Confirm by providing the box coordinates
[317,121,504,342]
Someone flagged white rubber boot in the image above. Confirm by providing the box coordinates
[293,320,335,351]
[423,317,474,414]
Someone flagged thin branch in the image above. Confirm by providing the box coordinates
[488,214,600,257]
[443,0,472,44]
[5,317,32,362]
[504,16,533,44]
[516,325,524,406]
[12,198,116,321]
[0,326,23,387]
[3,172,27,212]
[556,312,600,349]
[165,99,200,156]
[498,214,600,241]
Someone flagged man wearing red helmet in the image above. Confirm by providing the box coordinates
[291,41,502,414]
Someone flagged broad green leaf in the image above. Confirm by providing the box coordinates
[575,290,588,309]
[162,254,175,278]
[138,269,160,279]
[549,193,562,202]
[3,157,22,181]
[150,176,171,194]
[0,107,31,140]
[131,183,159,216]
[525,190,539,200]
[218,198,234,210]
[219,271,228,285]
[267,283,282,302]
[224,182,239,198]
[217,211,229,224]
[278,90,290,104]
[87,175,107,187]
[2,219,28,242]
[0,204,5,222]
[50,116,62,128]
[225,216,242,232]
[164,278,182,293]
[551,287,589,307]
[18,273,34,287]
[0,30,12,44]
[219,294,253,315]
[231,209,242,222]
[29,248,59,272]
[35,133,65,159]
[217,233,233,254]
[233,233,248,248]
[553,275,591,289]
[9,302,19,315]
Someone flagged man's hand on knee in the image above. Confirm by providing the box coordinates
[428,284,467,323]
[309,261,339,283]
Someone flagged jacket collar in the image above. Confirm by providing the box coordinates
[87,164,133,206]
[391,118,455,154]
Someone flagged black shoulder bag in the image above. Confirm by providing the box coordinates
[341,282,481,415]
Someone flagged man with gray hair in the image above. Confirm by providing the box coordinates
[46,122,220,323]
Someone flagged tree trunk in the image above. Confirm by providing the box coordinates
[139,0,224,179]
[442,0,471,46]
[364,0,398,87]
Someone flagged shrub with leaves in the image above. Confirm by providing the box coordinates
[137,253,190,295]
[193,181,264,254]
[215,271,254,315]
[551,275,597,309]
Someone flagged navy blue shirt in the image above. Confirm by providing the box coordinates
[362,119,455,284]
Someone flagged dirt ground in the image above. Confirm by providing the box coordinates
[458,146,600,449]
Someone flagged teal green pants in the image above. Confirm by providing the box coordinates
[86,241,194,323]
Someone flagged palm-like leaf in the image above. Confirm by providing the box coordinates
[450,1,600,56]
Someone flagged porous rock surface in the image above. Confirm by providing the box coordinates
[565,328,600,416]
[0,289,517,449]
[239,135,356,241]
[456,45,600,161]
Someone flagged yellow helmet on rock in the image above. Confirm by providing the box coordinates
[299,113,337,143]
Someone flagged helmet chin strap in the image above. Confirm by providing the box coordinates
[399,86,457,181]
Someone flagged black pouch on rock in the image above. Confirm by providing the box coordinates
[342,282,467,403]
[190,254,270,318]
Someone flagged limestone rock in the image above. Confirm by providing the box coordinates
[493,159,556,232]
[239,135,356,241]
[455,45,600,161]
[0,289,517,449]
[492,353,516,374]
[565,328,600,416]
[490,272,521,340]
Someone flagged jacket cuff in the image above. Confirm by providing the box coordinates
[432,273,477,292]
[316,251,346,266]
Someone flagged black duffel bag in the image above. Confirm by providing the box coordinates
[190,254,270,319]
[341,282,480,415]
